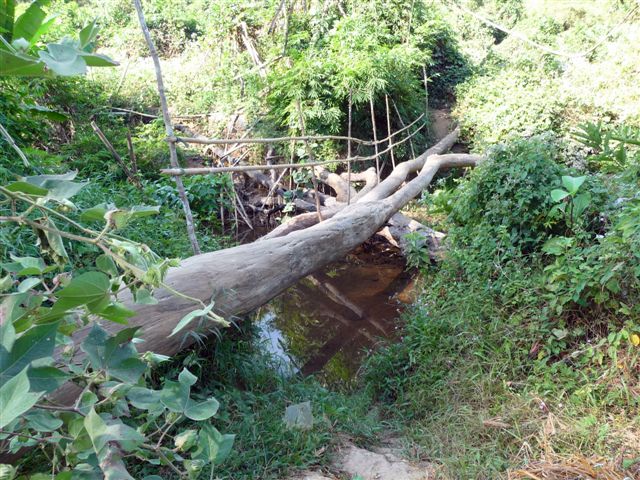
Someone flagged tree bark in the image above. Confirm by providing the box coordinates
[52,131,480,404]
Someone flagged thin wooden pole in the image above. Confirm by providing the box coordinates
[392,99,415,158]
[126,129,138,175]
[422,65,429,117]
[370,98,380,183]
[347,90,353,205]
[161,123,426,176]
[296,100,323,222]
[0,123,30,168]
[91,120,140,188]
[132,0,201,255]
[385,95,396,169]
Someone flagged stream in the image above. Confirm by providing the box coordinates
[253,240,416,385]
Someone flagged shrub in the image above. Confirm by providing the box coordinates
[451,136,564,251]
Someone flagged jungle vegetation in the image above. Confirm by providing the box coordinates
[0,0,639,479]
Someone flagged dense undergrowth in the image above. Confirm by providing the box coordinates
[366,132,640,477]
[2,0,640,478]
[359,1,640,478]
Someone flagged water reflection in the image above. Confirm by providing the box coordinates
[255,243,415,385]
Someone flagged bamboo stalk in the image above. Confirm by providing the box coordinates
[133,0,201,255]
[347,90,353,205]
[385,95,396,169]
[392,99,415,158]
[370,98,380,183]
[296,100,323,222]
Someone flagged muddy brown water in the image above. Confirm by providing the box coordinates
[253,240,416,384]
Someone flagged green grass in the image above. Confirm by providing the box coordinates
[134,321,382,480]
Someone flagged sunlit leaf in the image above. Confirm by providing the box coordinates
[170,303,214,336]
[0,367,43,429]
[550,189,569,202]
[12,0,48,44]
[0,321,58,388]
[561,175,586,195]
[38,43,86,76]
[5,181,48,196]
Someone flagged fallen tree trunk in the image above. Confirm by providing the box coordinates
[54,130,481,403]
[261,127,464,240]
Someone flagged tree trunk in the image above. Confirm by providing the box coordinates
[53,130,480,403]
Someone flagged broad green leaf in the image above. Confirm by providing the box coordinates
[0,0,16,43]
[53,271,110,313]
[2,255,45,275]
[79,19,98,49]
[80,52,118,67]
[572,192,591,218]
[17,277,40,292]
[80,324,146,383]
[38,43,86,76]
[97,302,135,324]
[561,175,586,195]
[550,189,570,202]
[12,0,48,44]
[160,368,219,420]
[0,320,16,353]
[111,205,160,230]
[0,367,43,428]
[185,397,219,421]
[23,409,63,432]
[0,47,47,76]
[542,236,574,255]
[95,254,118,277]
[193,424,235,465]
[80,203,112,222]
[0,275,12,292]
[26,13,56,47]
[43,217,68,262]
[84,408,143,457]
[126,386,162,411]
[174,429,198,451]
[25,171,85,201]
[179,367,197,387]
[28,365,69,393]
[133,288,158,305]
[25,171,77,184]
[24,103,68,121]
[0,464,17,480]
[170,303,214,336]
[0,321,58,387]
[5,181,47,196]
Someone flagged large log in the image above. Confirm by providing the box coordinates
[101,151,480,353]
[53,132,480,404]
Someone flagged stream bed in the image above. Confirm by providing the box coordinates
[253,240,416,384]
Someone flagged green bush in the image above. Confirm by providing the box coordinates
[451,136,564,251]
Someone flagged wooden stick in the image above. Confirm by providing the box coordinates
[161,122,425,176]
[133,0,201,255]
[347,90,352,205]
[90,120,140,188]
[385,94,396,168]
[370,98,380,183]
[392,99,415,158]
[422,65,429,116]
[0,122,30,168]
[168,113,424,146]
[296,100,323,222]
[126,129,138,175]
